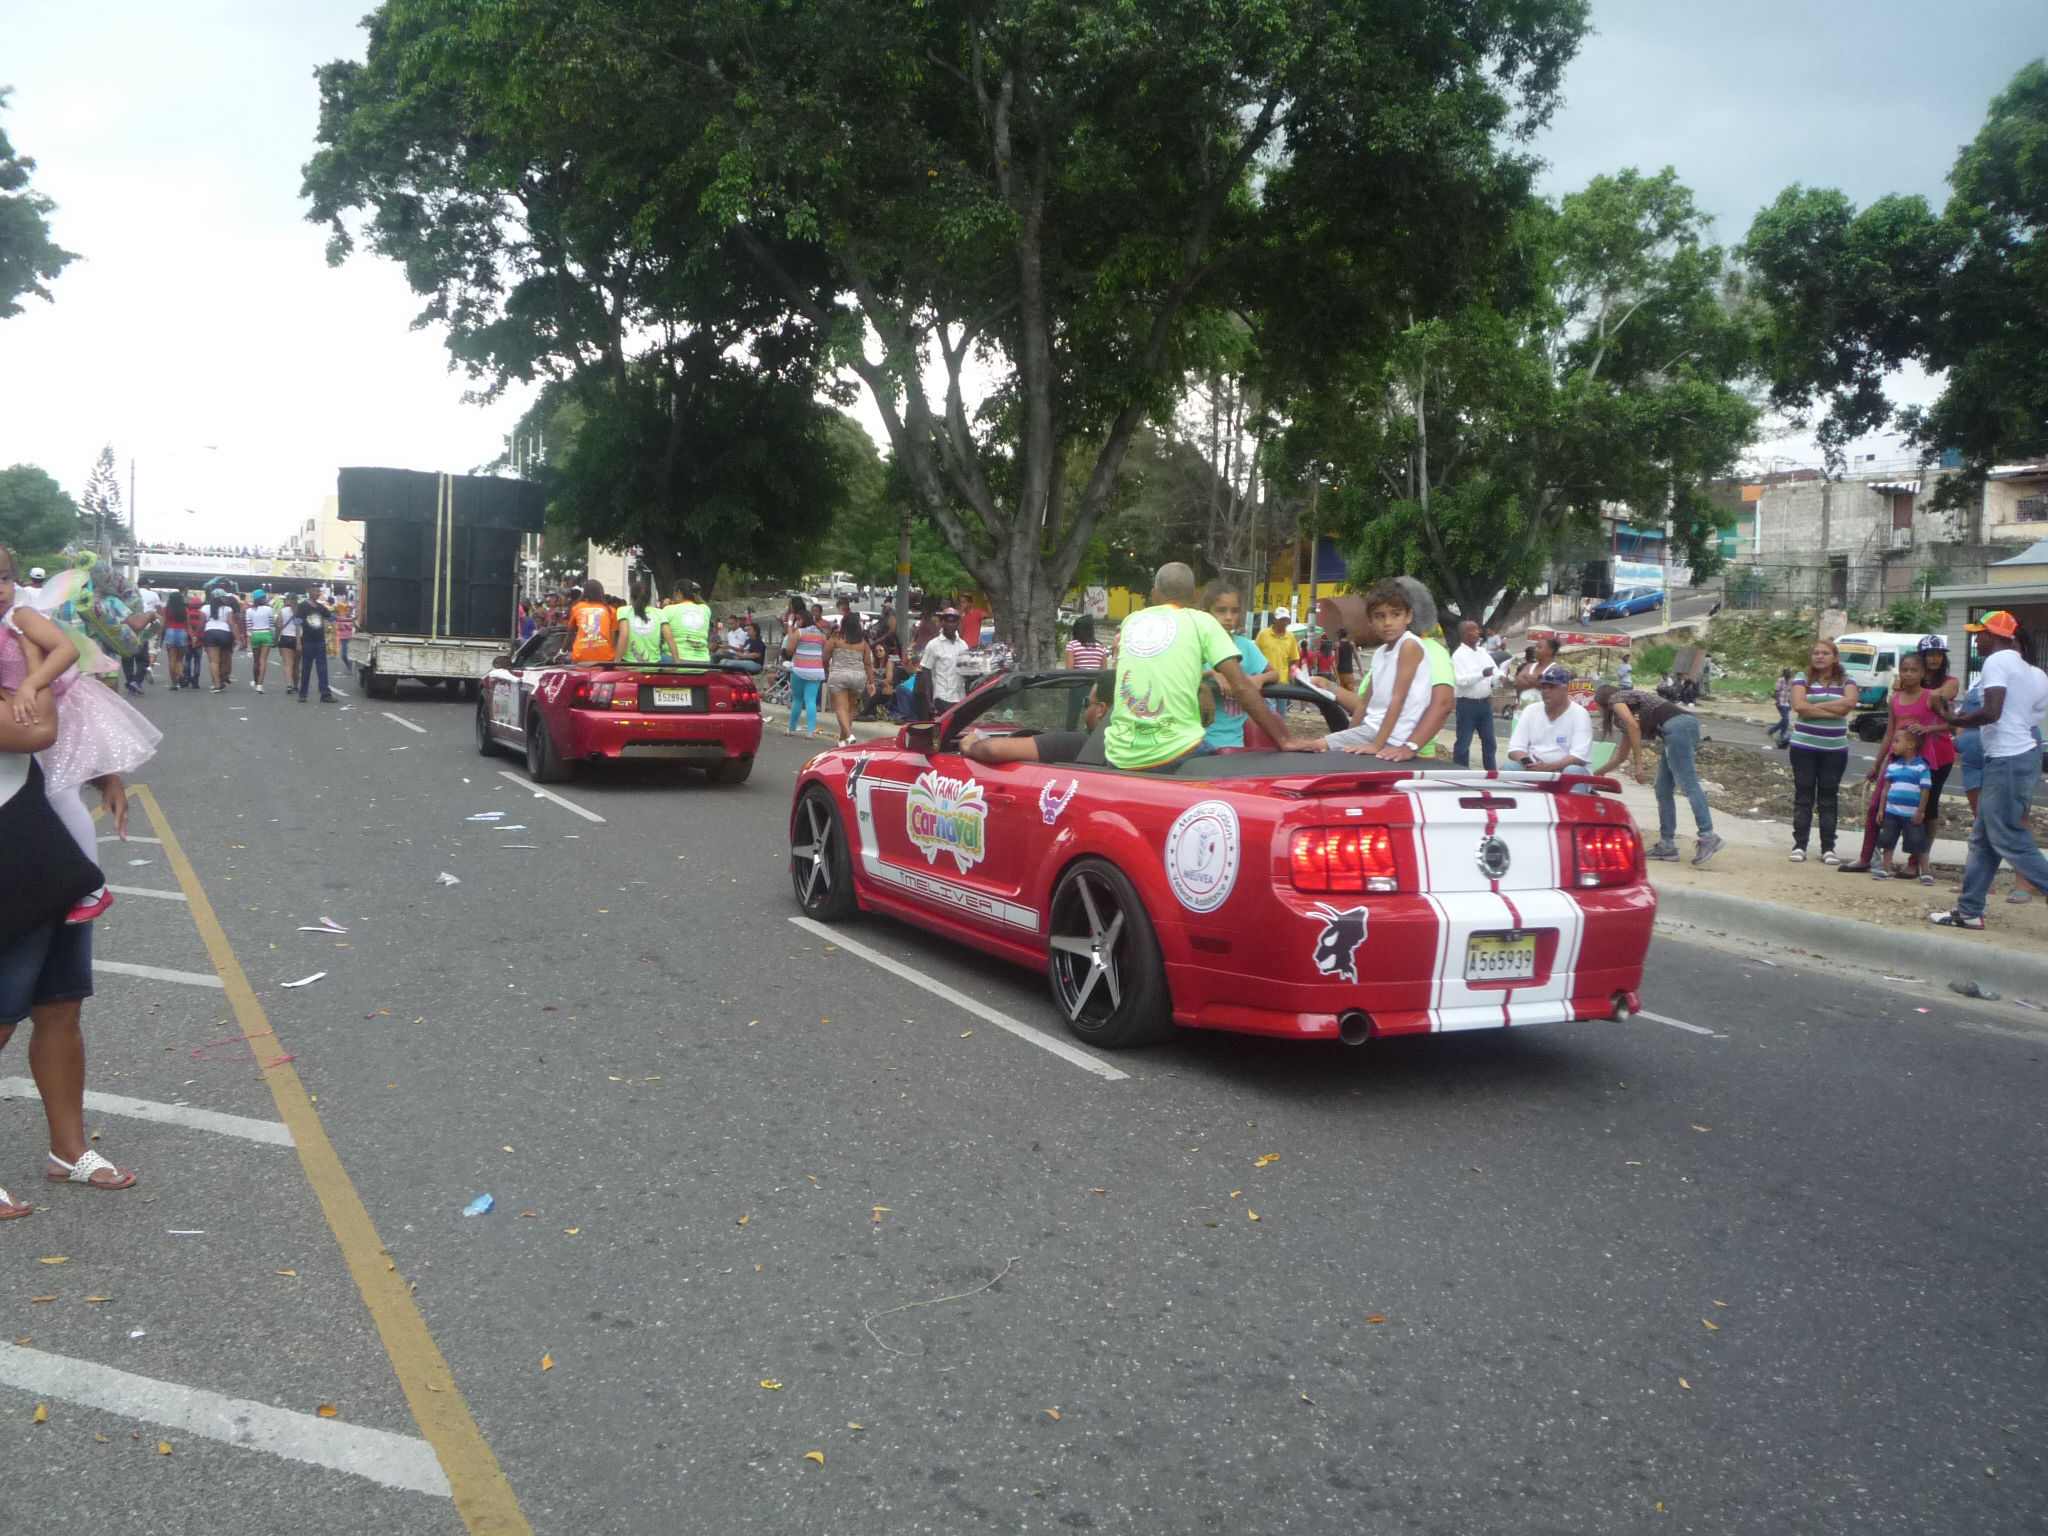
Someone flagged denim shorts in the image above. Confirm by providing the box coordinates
[0,919,94,1027]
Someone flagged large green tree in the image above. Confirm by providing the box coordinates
[0,463,79,552]
[306,0,1586,663]
[1743,60,2048,490]
[0,92,76,319]
[1283,169,1756,628]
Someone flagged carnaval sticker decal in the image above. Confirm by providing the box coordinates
[1163,800,1239,913]
[905,770,988,873]
[1039,777,1078,825]
[1309,904,1370,984]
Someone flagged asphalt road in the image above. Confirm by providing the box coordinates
[4,670,2046,1534]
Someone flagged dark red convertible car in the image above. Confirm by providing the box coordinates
[476,627,762,783]
[789,670,1655,1048]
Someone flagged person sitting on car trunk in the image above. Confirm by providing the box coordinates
[1303,578,1438,759]
[569,579,618,664]
[1103,563,1305,771]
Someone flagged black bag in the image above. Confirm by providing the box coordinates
[0,759,104,944]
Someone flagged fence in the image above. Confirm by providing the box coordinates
[1721,562,1930,616]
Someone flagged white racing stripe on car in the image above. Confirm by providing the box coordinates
[789,917,1126,1081]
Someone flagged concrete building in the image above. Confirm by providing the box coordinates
[1932,536,2048,687]
[1714,459,2047,614]
[281,495,364,570]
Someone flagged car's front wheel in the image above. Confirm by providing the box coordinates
[790,786,857,920]
[1046,857,1172,1048]
[525,711,572,783]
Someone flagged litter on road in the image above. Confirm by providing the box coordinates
[280,972,326,989]
[462,1195,495,1217]
[436,872,461,886]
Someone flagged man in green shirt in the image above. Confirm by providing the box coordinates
[1104,563,1307,770]
[662,579,714,664]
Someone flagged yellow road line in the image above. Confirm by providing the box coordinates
[135,785,531,1535]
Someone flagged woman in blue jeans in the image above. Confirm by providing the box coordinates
[1595,685,1724,867]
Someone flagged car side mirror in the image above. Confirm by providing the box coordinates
[901,721,938,754]
[493,653,512,670]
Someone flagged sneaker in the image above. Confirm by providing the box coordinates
[1820,851,1841,865]
[1691,834,1725,868]
[65,887,113,924]
[1871,867,1894,881]
[1919,875,1934,886]
[254,683,264,693]
[320,693,336,703]
[1929,909,1986,930]
[1836,861,1870,873]
[1645,841,1681,862]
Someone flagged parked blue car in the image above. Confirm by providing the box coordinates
[1590,588,1664,621]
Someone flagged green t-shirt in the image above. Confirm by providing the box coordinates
[1357,633,1454,756]
[1103,604,1239,769]
[616,606,668,664]
[663,601,713,662]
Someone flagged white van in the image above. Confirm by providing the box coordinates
[1832,630,1935,740]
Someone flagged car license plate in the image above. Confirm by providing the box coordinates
[1465,930,1538,982]
[650,687,697,710]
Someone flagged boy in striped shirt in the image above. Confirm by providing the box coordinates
[1872,729,1933,881]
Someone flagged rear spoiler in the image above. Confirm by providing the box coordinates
[1265,769,1623,798]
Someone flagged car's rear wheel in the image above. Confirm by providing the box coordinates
[713,754,754,785]
[475,696,497,756]
[1046,857,1172,1048]
[525,711,572,783]
[790,787,857,920]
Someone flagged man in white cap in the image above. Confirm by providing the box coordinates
[1255,606,1299,680]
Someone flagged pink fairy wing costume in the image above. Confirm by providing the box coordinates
[0,612,161,792]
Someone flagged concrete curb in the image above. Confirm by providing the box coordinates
[1652,882,2048,999]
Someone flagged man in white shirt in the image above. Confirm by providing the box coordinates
[1450,619,1500,770]
[1931,611,2048,928]
[1617,657,1633,689]
[1508,665,1593,775]
[916,606,973,714]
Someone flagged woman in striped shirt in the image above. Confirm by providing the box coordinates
[782,598,828,736]
[1064,614,1110,671]
[1787,639,1860,863]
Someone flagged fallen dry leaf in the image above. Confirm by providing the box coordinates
[760,1379,783,1390]
[1692,1124,1709,1133]
[1679,1378,1692,1390]
[1702,1318,1719,1331]
[847,1422,865,1430]
[32,1403,47,1424]
[1247,1211,1260,1221]
[541,1354,553,1371]
[1367,1314,1386,1324]
[1045,1408,1060,1420]
[83,1296,111,1304]
[737,1214,751,1226]
[37,1257,67,1266]
[520,1213,538,1219]
[804,1450,825,1465]
[1254,1153,1279,1167]
[92,1433,108,1443]
[1091,1188,1107,1195]
[158,1441,173,1455]
[960,1031,972,1038]
[276,1270,297,1277]
[872,1207,890,1223]
[29,1296,55,1304]
[1229,1190,1242,1198]
[1712,1300,1728,1307]
[317,1405,339,1418]
[563,1228,580,1235]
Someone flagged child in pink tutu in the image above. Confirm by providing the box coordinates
[0,553,161,922]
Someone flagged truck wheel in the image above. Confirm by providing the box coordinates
[458,679,480,703]
[713,755,754,785]
[475,697,498,757]
[526,711,572,783]
[1046,858,1173,1048]
[1853,714,1889,743]
[363,666,396,700]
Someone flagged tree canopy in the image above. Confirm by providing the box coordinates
[306,0,1588,660]
[1282,168,1756,627]
[1743,60,2048,488]
[0,93,76,320]
[0,462,79,553]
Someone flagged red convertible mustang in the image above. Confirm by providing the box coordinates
[789,670,1655,1048]
[476,627,762,783]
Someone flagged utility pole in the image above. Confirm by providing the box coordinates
[1304,474,1321,639]
[896,504,913,653]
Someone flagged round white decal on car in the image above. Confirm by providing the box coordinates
[1164,799,1240,913]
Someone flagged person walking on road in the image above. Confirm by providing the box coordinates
[1596,683,1724,867]
[783,598,827,736]
[1786,639,1859,863]
[245,590,276,693]
[1451,619,1500,770]
[1930,612,2048,929]
[161,589,191,689]
[1768,668,1794,748]
[198,586,241,692]
[294,590,336,702]
[825,609,875,747]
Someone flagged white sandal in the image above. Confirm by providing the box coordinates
[1789,849,1807,862]
[47,1148,136,1189]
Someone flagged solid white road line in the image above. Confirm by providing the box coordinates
[789,916,1128,1081]
[0,1342,450,1498]
[95,960,226,989]
[0,1077,293,1147]
[1638,1010,1723,1037]
[382,711,427,734]
[108,884,189,902]
[497,768,607,823]
[100,835,163,844]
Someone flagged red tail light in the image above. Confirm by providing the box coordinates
[1290,827,1398,893]
[570,679,616,708]
[1574,824,1640,887]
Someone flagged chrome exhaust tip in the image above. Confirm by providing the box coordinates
[1338,1010,1374,1046]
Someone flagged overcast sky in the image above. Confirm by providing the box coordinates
[0,0,2042,548]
